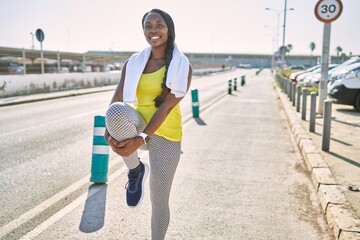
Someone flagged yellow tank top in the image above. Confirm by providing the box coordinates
[134,66,182,142]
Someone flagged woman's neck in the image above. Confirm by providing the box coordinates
[151,47,166,60]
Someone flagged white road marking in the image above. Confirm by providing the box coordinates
[0,155,119,239]
[1,109,105,137]
[19,163,130,240]
[4,89,228,239]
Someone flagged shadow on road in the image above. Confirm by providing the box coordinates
[328,151,360,169]
[313,132,353,146]
[336,108,360,117]
[79,184,107,233]
[194,117,207,125]
[332,118,360,128]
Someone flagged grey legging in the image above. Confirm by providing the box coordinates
[105,102,181,240]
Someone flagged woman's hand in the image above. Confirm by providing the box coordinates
[108,135,144,157]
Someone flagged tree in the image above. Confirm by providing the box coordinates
[335,46,343,56]
[286,44,293,55]
[279,45,287,56]
[309,42,316,55]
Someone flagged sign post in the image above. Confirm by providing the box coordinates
[314,0,343,114]
[35,29,45,74]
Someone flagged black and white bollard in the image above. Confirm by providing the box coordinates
[228,79,232,94]
[241,75,245,86]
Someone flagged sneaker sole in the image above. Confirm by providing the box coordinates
[129,162,149,208]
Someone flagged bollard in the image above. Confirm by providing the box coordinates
[283,77,286,90]
[292,83,296,107]
[191,89,200,118]
[90,115,109,183]
[234,78,237,91]
[289,80,293,100]
[309,92,317,132]
[228,79,232,94]
[322,100,332,151]
[241,75,245,86]
[301,88,307,120]
[296,85,301,112]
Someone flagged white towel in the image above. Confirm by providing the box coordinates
[123,43,190,103]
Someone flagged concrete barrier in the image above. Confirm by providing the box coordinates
[0,71,121,97]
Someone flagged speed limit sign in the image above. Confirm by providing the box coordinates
[315,0,343,23]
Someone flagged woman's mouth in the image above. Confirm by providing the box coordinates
[150,36,160,40]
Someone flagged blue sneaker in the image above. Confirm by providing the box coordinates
[125,161,149,207]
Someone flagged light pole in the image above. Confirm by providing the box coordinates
[265,0,294,62]
[265,8,280,52]
[30,32,34,50]
[265,25,276,69]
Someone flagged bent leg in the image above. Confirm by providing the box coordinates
[105,102,146,169]
[148,135,181,240]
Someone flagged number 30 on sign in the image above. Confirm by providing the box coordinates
[315,0,343,23]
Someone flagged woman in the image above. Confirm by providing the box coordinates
[105,8,192,240]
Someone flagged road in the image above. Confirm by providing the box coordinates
[0,68,249,239]
[5,69,335,240]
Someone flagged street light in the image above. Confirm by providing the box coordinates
[264,25,276,51]
[265,0,294,61]
[30,32,34,50]
[265,25,277,69]
[265,8,281,51]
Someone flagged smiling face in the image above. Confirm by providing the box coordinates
[143,12,169,48]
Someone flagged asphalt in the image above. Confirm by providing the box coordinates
[0,70,359,240]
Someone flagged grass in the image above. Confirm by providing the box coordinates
[302,86,319,95]
[274,68,319,95]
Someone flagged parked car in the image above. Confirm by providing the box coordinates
[296,66,326,86]
[296,56,360,85]
[303,64,339,87]
[289,65,320,82]
[329,62,360,82]
[328,69,360,111]
[289,65,305,70]
[237,63,251,69]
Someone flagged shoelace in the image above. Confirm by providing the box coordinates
[125,173,138,191]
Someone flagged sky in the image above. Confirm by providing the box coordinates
[0,0,359,56]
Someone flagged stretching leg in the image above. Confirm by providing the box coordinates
[105,102,146,169]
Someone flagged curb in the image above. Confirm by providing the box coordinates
[274,81,360,240]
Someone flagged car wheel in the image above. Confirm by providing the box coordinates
[355,92,360,111]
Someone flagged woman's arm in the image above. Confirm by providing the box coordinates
[114,65,193,156]
[104,62,127,147]
[110,61,127,104]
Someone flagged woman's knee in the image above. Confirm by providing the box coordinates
[105,102,137,141]
[106,102,128,121]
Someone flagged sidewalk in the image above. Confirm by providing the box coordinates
[16,70,336,240]
[275,78,360,240]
